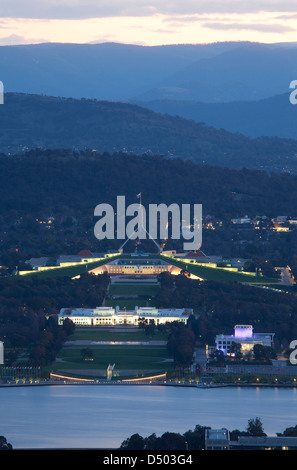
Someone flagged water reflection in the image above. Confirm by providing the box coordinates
[1,385,297,449]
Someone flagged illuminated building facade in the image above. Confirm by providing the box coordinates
[215,325,274,356]
[102,258,170,275]
[58,306,193,327]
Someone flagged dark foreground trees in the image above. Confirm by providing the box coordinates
[120,425,211,450]
[0,436,12,450]
[120,418,269,450]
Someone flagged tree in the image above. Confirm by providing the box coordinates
[120,431,186,450]
[230,342,243,360]
[211,349,225,365]
[120,433,145,450]
[80,348,94,361]
[253,344,275,362]
[229,429,249,441]
[277,425,297,437]
[154,432,186,450]
[183,424,211,450]
[143,433,158,450]
[246,417,266,436]
[145,319,156,337]
[0,436,13,449]
[61,318,75,336]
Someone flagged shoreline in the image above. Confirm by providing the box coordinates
[1,380,297,389]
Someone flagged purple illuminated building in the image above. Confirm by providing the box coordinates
[214,324,274,356]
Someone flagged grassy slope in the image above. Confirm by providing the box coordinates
[17,255,121,279]
[17,253,278,284]
[160,255,278,284]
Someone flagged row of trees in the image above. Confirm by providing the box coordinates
[0,272,109,349]
[29,317,75,368]
[167,322,196,368]
[120,418,267,450]
[0,272,110,368]
[138,317,197,370]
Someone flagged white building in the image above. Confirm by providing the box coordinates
[231,216,251,225]
[105,259,170,276]
[215,325,274,356]
[58,306,193,327]
[205,429,230,450]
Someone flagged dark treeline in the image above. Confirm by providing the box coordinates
[0,272,109,363]
[29,316,75,368]
[119,417,283,450]
[166,321,196,369]
[2,149,297,217]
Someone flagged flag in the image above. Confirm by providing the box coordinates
[137,193,141,198]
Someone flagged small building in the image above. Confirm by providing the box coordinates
[232,435,297,450]
[205,428,297,450]
[215,325,274,356]
[205,429,230,450]
[231,216,251,225]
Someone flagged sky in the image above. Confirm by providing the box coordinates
[0,1,297,46]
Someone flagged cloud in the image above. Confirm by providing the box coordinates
[275,13,297,20]
[202,22,297,33]
[1,0,297,20]
[0,34,48,45]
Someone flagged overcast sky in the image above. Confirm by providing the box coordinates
[0,0,297,45]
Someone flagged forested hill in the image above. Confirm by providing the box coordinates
[1,93,297,173]
[2,149,297,265]
[2,149,297,218]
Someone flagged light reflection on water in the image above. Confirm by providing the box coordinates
[1,385,297,449]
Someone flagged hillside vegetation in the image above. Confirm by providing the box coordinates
[1,93,297,172]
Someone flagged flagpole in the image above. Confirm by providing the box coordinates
[138,192,143,229]
[120,192,162,253]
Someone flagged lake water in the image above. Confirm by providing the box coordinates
[1,384,297,449]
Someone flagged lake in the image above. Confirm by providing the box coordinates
[1,384,297,449]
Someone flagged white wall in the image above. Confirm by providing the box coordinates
[0,342,4,365]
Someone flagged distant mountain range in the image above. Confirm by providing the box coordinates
[134,42,297,103]
[1,92,297,174]
[132,93,297,140]
[0,41,253,101]
[1,41,297,103]
[1,41,297,171]
[1,41,297,141]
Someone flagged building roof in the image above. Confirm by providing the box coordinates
[184,250,207,258]
[77,250,93,257]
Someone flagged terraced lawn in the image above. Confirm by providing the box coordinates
[69,329,168,342]
[54,346,173,372]
[108,283,160,296]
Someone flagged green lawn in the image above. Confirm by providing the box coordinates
[17,255,121,280]
[160,255,278,284]
[70,329,168,341]
[108,284,160,296]
[16,252,275,284]
[55,346,173,371]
